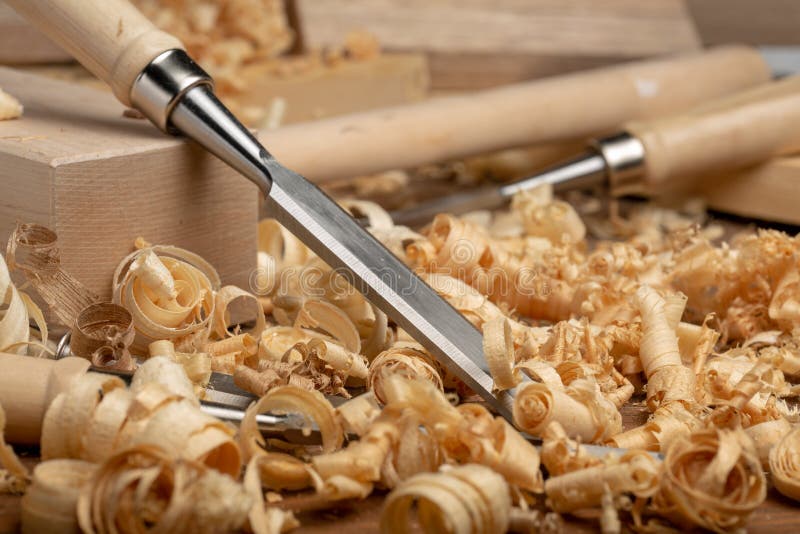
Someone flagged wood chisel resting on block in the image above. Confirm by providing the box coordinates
[390,75,800,226]
[0,0,783,422]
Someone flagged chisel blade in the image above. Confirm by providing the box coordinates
[262,160,514,421]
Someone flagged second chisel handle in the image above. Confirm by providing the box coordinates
[0,353,90,444]
[626,76,800,189]
[5,0,183,106]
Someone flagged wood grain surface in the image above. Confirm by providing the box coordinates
[0,67,258,314]
[296,0,702,90]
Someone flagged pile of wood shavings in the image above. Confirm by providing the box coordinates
[3,184,800,533]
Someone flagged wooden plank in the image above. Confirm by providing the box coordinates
[0,67,258,313]
[686,0,800,46]
[0,2,72,65]
[233,53,429,125]
[695,157,800,225]
[18,52,430,127]
[296,0,701,90]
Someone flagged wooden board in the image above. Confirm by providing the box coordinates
[296,0,702,90]
[234,53,429,125]
[17,53,429,128]
[0,2,72,65]
[0,67,258,317]
[694,157,800,225]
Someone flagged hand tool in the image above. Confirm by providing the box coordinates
[0,352,659,460]
[388,75,800,227]
[2,0,776,423]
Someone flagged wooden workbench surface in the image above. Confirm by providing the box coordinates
[2,402,799,533]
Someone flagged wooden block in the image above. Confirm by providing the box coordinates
[695,157,800,225]
[234,53,429,124]
[686,0,800,46]
[296,0,701,90]
[0,67,258,307]
[0,2,72,64]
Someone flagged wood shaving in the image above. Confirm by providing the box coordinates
[769,426,800,501]
[40,358,241,477]
[70,302,135,371]
[0,87,22,120]
[6,223,97,329]
[654,426,766,533]
[0,401,28,494]
[21,459,94,532]
[76,445,252,534]
[380,464,511,534]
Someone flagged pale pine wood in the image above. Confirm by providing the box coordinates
[696,157,800,225]
[260,47,770,183]
[0,67,258,307]
[0,2,72,65]
[297,0,702,90]
[626,76,800,191]
[5,0,183,105]
[235,54,429,125]
[0,353,90,444]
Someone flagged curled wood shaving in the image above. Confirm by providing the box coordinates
[239,386,343,492]
[382,376,543,492]
[0,401,28,494]
[149,339,212,393]
[483,317,521,391]
[70,302,135,371]
[0,87,22,120]
[747,417,792,468]
[76,445,252,534]
[635,285,696,410]
[654,426,766,533]
[211,284,267,340]
[545,450,660,513]
[41,359,241,476]
[336,391,381,437]
[513,373,621,443]
[512,186,586,244]
[0,251,47,356]
[113,244,220,347]
[380,464,511,534]
[20,459,94,533]
[368,345,443,404]
[540,422,602,476]
[6,223,99,328]
[769,426,800,501]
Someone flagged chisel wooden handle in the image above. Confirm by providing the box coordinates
[261,46,772,181]
[626,76,800,190]
[0,353,90,444]
[4,0,183,105]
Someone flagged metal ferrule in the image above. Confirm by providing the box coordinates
[591,131,646,194]
[130,49,213,133]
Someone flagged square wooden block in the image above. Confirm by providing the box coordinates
[0,67,258,306]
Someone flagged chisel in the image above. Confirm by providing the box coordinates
[3,0,779,423]
[0,352,659,459]
[389,75,800,227]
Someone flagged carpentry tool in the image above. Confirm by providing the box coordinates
[388,75,800,227]
[0,352,658,460]
[0,351,325,446]
[1,1,780,424]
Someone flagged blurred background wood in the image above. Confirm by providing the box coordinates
[686,0,800,46]
[0,2,71,64]
[296,0,702,90]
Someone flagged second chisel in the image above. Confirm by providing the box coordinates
[391,75,800,227]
